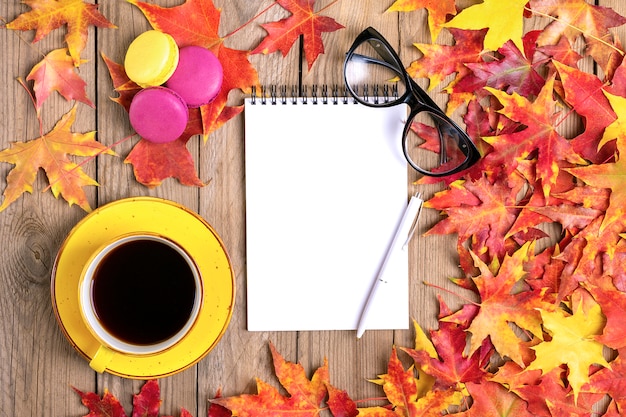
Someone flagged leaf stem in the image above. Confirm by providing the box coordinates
[223,1,279,39]
[17,77,43,137]
[423,281,480,307]
[525,6,625,57]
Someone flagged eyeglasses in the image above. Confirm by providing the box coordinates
[344,27,480,177]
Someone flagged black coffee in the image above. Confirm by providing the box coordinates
[92,239,196,346]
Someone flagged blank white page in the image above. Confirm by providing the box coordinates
[244,96,409,331]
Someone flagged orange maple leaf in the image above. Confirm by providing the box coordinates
[129,0,255,140]
[210,343,356,417]
[252,0,344,70]
[0,105,115,212]
[6,0,116,66]
[386,0,456,42]
[27,48,94,110]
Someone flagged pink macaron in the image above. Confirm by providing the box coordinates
[128,86,189,143]
[165,46,223,108]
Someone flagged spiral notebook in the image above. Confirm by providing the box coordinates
[245,86,409,332]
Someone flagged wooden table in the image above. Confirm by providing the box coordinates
[1,1,622,416]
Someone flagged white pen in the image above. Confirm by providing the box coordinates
[356,192,423,339]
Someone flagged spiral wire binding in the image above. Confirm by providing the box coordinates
[250,84,399,105]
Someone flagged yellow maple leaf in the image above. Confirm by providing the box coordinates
[6,0,116,66]
[443,0,528,52]
[526,298,610,403]
[0,105,115,212]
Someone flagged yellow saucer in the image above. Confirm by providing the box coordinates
[51,197,235,379]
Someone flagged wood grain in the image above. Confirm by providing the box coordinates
[1,1,624,416]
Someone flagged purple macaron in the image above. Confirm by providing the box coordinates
[165,46,223,108]
[128,86,189,143]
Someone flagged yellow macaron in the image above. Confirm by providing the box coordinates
[125,30,179,88]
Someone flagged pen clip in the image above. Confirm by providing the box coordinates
[402,192,423,250]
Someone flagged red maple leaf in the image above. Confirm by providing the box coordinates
[453,380,535,416]
[403,299,492,389]
[252,0,344,70]
[424,175,524,261]
[483,74,587,197]
[555,61,617,164]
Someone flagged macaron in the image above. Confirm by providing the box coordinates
[128,87,189,143]
[125,30,179,88]
[165,46,223,107]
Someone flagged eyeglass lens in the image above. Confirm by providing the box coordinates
[345,39,406,104]
[345,36,471,175]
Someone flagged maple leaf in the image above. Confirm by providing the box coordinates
[529,0,626,75]
[73,387,127,417]
[583,348,626,414]
[585,275,626,350]
[251,0,344,70]
[386,0,456,42]
[124,132,204,189]
[450,243,551,367]
[453,38,545,100]
[526,298,610,402]
[131,379,161,417]
[6,0,116,66]
[407,28,487,91]
[483,75,587,198]
[443,0,529,53]
[554,61,617,165]
[26,48,94,110]
[424,176,523,262]
[210,342,352,417]
[129,0,254,139]
[451,380,535,417]
[0,104,114,212]
[567,133,626,233]
[404,300,492,390]
[370,346,464,417]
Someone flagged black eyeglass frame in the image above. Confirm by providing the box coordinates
[343,27,480,177]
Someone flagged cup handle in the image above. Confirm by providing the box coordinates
[89,345,116,373]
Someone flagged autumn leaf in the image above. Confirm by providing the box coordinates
[6,0,116,66]
[27,48,94,110]
[583,348,626,414]
[567,132,626,233]
[386,0,456,42]
[74,379,193,417]
[0,104,114,212]
[403,300,492,390]
[443,0,529,52]
[369,347,464,417]
[448,243,551,367]
[585,275,626,350]
[484,75,587,198]
[252,0,344,70]
[424,176,524,261]
[554,61,617,165]
[526,297,610,402]
[210,342,346,417]
[529,0,626,74]
[452,380,535,417]
[407,28,486,91]
[73,386,127,417]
